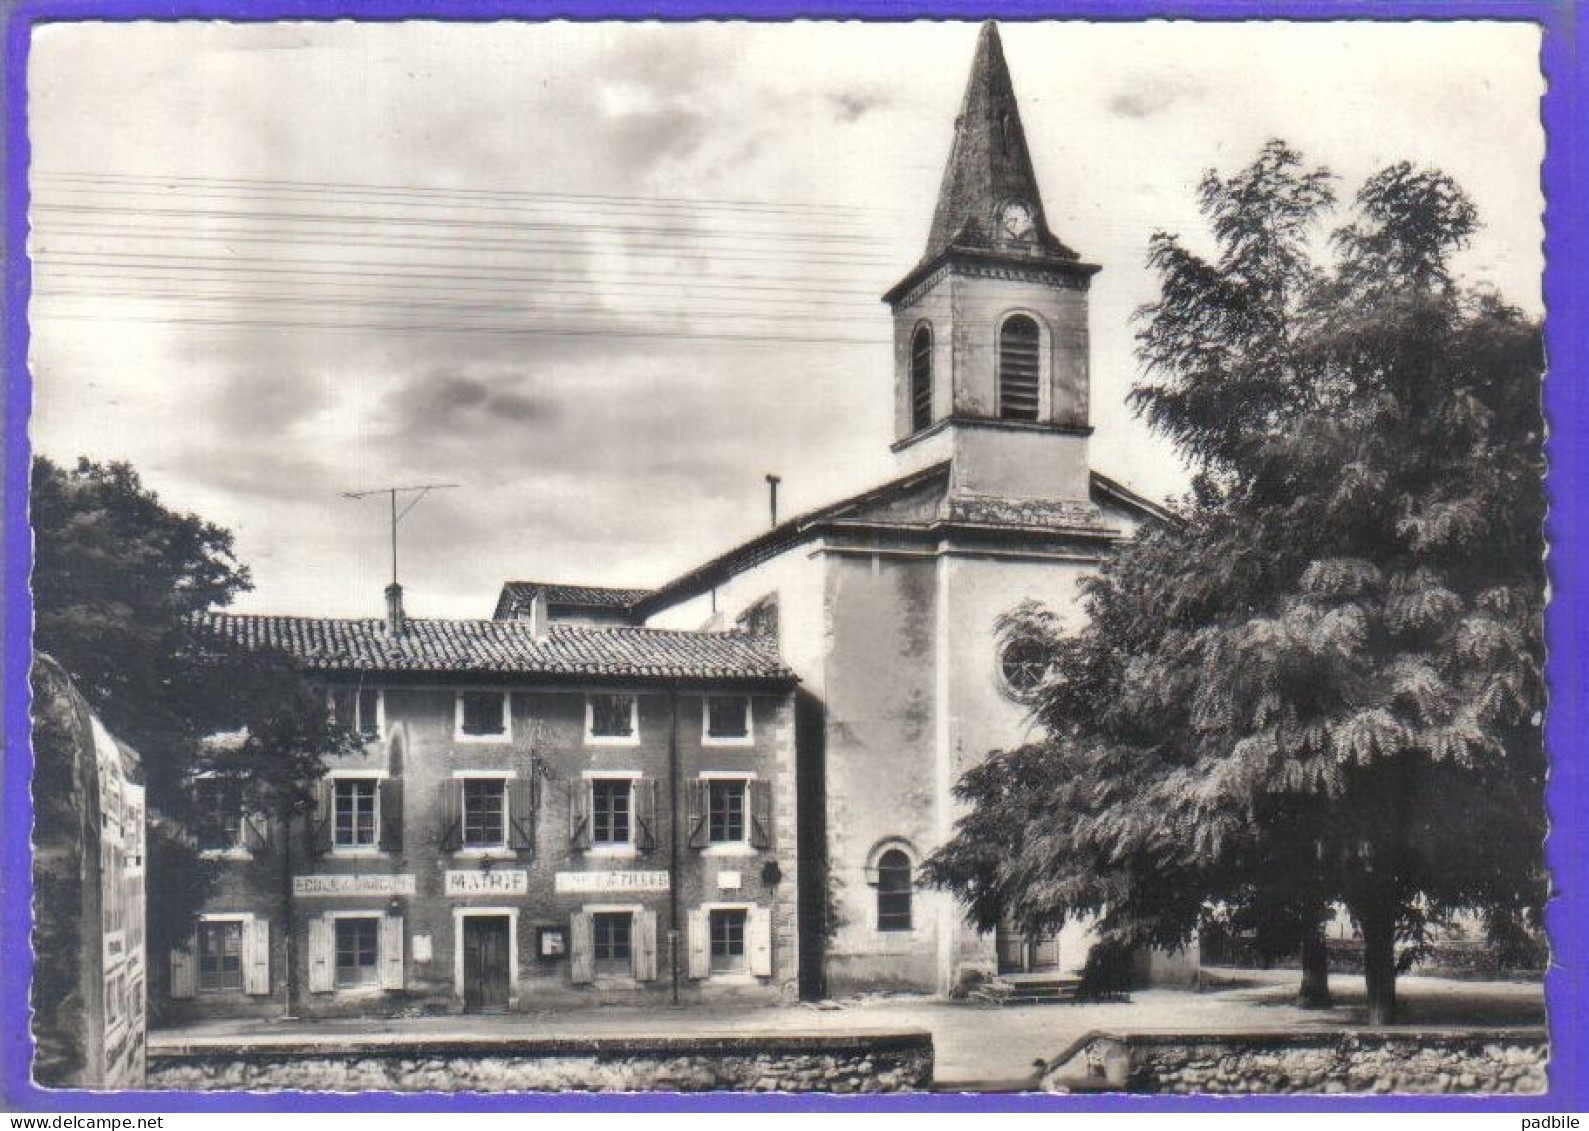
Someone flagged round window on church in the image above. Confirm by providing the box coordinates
[998,636,1051,700]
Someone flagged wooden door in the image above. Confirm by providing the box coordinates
[463,916,511,1012]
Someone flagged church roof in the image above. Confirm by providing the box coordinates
[633,463,1168,617]
[921,22,1079,267]
[191,612,793,684]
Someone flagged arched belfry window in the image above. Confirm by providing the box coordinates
[910,323,934,433]
[998,315,1042,421]
[877,849,914,932]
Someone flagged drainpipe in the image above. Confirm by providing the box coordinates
[667,682,682,1005]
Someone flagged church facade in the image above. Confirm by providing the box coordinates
[624,22,1172,996]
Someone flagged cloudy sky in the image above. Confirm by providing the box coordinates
[27,20,1544,619]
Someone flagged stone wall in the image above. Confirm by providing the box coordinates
[147,1030,932,1093]
[1042,1029,1547,1095]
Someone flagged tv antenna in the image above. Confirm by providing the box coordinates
[342,483,460,587]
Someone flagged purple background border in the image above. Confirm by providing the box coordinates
[1,0,1582,1113]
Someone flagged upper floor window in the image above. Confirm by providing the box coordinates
[462,777,508,849]
[999,635,1051,700]
[330,686,382,742]
[194,778,244,853]
[457,691,509,741]
[708,779,747,844]
[591,778,633,846]
[910,323,933,432]
[877,848,914,931]
[703,695,752,744]
[333,778,378,849]
[998,314,1042,421]
[587,693,638,744]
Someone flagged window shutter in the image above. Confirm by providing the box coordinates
[311,778,333,857]
[748,906,773,978]
[242,811,271,853]
[634,910,659,982]
[686,781,708,849]
[379,915,406,990]
[307,916,334,993]
[169,941,196,1000]
[244,918,271,996]
[687,909,709,980]
[379,778,404,852]
[438,780,462,852]
[568,782,590,849]
[508,777,536,855]
[569,912,594,985]
[750,780,773,849]
[634,779,657,853]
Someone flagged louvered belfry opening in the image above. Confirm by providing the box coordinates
[998,315,1041,420]
[910,323,933,432]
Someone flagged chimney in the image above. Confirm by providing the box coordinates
[384,582,407,635]
[527,588,550,642]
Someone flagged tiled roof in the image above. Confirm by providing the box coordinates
[192,613,793,683]
[501,581,652,609]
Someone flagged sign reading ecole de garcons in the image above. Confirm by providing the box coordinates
[293,874,416,897]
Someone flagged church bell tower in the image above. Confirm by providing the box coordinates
[883,22,1100,503]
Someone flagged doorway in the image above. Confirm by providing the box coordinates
[462,915,512,1012]
[996,923,1060,975]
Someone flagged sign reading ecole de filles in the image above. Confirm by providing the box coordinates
[554,870,670,894]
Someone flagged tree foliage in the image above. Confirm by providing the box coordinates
[924,142,1545,1023]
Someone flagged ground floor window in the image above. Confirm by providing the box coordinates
[592,911,633,977]
[709,908,747,974]
[196,919,244,992]
[335,917,380,987]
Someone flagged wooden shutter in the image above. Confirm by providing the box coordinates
[508,777,536,855]
[686,780,709,849]
[568,782,590,849]
[569,912,594,985]
[378,778,404,852]
[438,780,462,852]
[687,908,709,980]
[634,910,659,982]
[310,778,333,857]
[748,905,773,978]
[169,941,196,1000]
[750,780,773,849]
[379,915,405,990]
[634,778,657,853]
[243,918,271,996]
[241,811,271,853]
[307,916,334,993]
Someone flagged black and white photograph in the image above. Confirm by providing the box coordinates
[20,16,1552,1099]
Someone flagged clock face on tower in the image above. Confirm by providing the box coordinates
[999,199,1035,242]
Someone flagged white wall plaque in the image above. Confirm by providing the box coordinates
[717,870,742,891]
[412,933,434,963]
[445,869,529,896]
[554,870,670,894]
[292,874,415,897]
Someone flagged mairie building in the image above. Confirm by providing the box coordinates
[169,22,1193,1019]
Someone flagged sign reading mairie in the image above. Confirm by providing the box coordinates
[293,874,416,897]
[554,870,670,894]
[445,869,528,896]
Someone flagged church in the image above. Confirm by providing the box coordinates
[174,22,1186,1018]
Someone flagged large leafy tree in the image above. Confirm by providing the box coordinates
[30,456,350,1003]
[926,142,1545,1025]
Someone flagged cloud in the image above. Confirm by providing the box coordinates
[380,367,559,440]
[1105,76,1204,120]
[828,87,892,124]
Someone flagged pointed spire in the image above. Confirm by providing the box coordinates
[921,22,1076,263]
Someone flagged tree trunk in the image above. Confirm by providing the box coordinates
[1297,922,1333,1009]
[1359,901,1397,1025]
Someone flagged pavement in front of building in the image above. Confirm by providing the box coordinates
[151,969,1546,1091]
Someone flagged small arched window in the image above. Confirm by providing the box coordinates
[877,849,913,932]
[910,323,933,433]
[998,315,1041,421]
